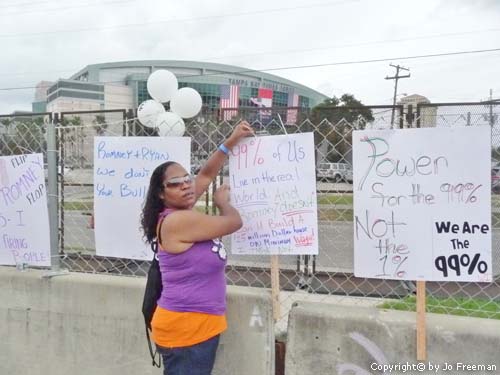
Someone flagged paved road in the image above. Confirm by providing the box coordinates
[63,211,500,277]
[61,180,500,281]
[62,211,352,269]
[62,210,500,301]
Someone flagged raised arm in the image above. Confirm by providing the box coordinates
[161,185,242,253]
[193,121,254,200]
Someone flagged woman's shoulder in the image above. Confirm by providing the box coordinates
[164,208,207,221]
[162,208,201,229]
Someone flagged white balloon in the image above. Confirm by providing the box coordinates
[170,87,203,119]
[147,70,178,103]
[156,112,185,137]
[137,99,165,128]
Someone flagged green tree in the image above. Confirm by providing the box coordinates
[93,115,108,135]
[0,118,13,154]
[60,116,83,167]
[311,94,374,163]
[1,117,46,155]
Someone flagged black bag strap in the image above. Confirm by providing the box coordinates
[155,215,166,252]
[151,238,158,254]
[146,324,162,367]
[146,240,161,367]
[145,217,166,368]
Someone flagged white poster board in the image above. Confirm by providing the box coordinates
[229,133,318,255]
[353,127,492,282]
[0,153,50,266]
[94,137,190,260]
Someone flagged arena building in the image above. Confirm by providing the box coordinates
[33,60,328,115]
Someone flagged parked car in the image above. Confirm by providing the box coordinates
[316,162,353,183]
[492,166,500,193]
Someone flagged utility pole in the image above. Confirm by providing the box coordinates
[490,89,494,127]
[483,89,499,127]
[385,64,410,128]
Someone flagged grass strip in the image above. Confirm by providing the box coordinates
[380,295,500,320]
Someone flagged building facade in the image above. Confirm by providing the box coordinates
[35,60,328,116]
[32,61,328,168]
[397,94,437,127]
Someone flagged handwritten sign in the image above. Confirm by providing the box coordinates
[229,133,318,255]
[353,127,491,282]
[94,137,190,260]
[0,153,50,266]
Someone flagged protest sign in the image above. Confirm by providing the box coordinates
[94,137,190,260]
[353,127,491,282]
[229,133,318,255]
[0,153,50,266]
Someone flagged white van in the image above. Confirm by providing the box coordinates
[316,162,353,182]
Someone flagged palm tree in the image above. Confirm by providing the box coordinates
[93,115,107,136]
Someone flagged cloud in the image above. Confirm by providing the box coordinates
[0,0,499,113]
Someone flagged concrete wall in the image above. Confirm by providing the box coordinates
[0,267,274,375]
[286,302,500,375]
[104,84,134,110]
[46,97,101,113]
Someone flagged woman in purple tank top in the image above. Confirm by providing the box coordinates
[141,122,253,375]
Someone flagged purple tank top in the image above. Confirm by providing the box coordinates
[156,208,227,315]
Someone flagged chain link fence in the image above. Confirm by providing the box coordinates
[1,102,500,329]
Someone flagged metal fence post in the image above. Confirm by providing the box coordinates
[416,105,421,128]
[46,117,60,271]
[9,103,495,320]
[398,106,404,129]
[407,104,414,128]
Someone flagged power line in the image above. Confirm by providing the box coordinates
[4,26,500,79]
[203,27,500,62]
[0,0,135,16]
[0,0,55,9]
[193,47,500,77]
[0,47,499,92]
[0,68,83,79]
[0,0,357,38]
[2,26,500,80]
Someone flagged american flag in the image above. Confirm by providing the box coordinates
[286,91,299,125]
[220,85,239,121]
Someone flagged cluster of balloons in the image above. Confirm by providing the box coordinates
[137,70,202,136]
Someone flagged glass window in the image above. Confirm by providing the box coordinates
[239,87,252,99]
[58,81,103,92]
[137,81,151,104]
[58,90,104,100]
[47,84,58,95]
[240,87,258,107]
[273,91,288,107]
[299,96,310,108]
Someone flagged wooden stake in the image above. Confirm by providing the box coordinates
[271,255,280,322]
[416,280,427,361]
